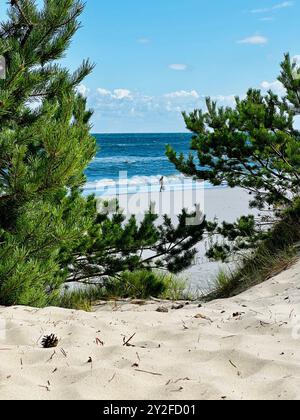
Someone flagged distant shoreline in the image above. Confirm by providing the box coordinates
[91,132,191,136]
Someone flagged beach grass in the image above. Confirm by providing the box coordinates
[209,249,297,300]
[206,200,300,300]
[58,270,190,311]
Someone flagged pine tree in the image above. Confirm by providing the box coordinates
[0,0,97,305]
[167,55,300,210]
[0,1,207,305]
[166,54,300,260]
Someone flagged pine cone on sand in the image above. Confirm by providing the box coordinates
[41,334,59,349]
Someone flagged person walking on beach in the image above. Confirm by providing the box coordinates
[159,176,165,193]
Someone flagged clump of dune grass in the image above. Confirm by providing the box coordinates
[102,270,191,300]
[159,274,194,301]
[58,286,107,311]
[57,270,190,311]
[104,270,167,300]
[206,200,300,300]
[208,248,297,300]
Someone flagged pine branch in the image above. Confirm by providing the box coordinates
[10,0,33,27]
[37,5,84,48]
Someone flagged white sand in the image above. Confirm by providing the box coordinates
[1,259,300,400]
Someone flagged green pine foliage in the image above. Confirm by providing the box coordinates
[0,0,96,306]
[0,1,207,306]
[67,201,207,285]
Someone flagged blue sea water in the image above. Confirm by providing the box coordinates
[84,133,208,196]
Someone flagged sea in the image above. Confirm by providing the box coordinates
[84,133,212,196]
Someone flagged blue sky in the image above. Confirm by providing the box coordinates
[1,0,300,132]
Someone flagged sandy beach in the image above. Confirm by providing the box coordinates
[1,258,299,400]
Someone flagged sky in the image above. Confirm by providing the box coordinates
[1,0,300,132]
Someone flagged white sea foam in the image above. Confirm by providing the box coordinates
[83,174,219,196]
[91,156,168,164]
[113,143,161,147]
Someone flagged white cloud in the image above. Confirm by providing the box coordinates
[251,8,269,13]
[113,89,133,100]
[237,35,268,45]
[77,84,90,97]
[97,88,111,96]
[260,16,275,21]
[97,88,133,100]
[261,80,286,96]
[251,1,293,13]
[291,55,300,81]
[80,87,244,132]
[273,1,293,9]
[164,90,200,99]
[210,94,237,106]
[88,85,240,120]
[89,86,202,119]
[294,115,300,130]
[292,55,300,65]
[168,64,188,71]
[138,38,150,44]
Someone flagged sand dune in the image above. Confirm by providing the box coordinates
[1,259,300,400]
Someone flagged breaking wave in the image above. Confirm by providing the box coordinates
[83,174,218,196]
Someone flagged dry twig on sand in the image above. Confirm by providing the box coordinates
[123,333,136,347]
[135,369,162,376]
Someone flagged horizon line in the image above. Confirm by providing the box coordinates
[91,131,191,135]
